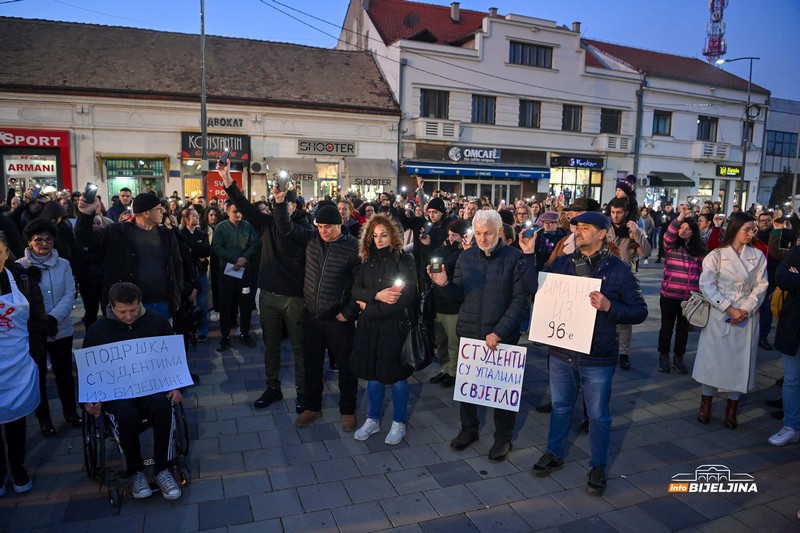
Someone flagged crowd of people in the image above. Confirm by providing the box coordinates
[0,170,798,501]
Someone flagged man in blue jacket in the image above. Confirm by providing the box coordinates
[520,211,648,496]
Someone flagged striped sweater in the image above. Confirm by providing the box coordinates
[660,219,705,300]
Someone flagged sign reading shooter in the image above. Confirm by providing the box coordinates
[529,272,601,354]
[74,335,194,403]
[453,337,527,412]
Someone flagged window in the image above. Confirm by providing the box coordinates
[519,100,541,128]
[420,89,449,119]
[743,121,755,144]
[652,110,671,136]
[600,108,621,134]
[766,130,798,157]
[472,95,496,125]
[696,115,718,141]
[509,41,553,69]
[562,104,582,132]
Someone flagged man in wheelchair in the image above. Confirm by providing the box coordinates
[82,282,183,500]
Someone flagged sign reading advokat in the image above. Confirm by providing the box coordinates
[74,335,194,403]
[453,337,527,412]
[529,272,600,354]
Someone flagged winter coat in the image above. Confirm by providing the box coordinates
[16,248,75,341]
[660,218,705,301]
[180,226,212,275]
[534,228,567,270]
[609,223,652,266]
[538,251,648,366]
[430,239,463,315]
[84,304,174,348]
[436,241,527,344]
[211,219,260,270]
[774,246,800,356]
[693,245,768,393]
[350,248,417,384]
[274,201,361,321]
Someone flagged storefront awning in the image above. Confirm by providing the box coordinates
[265,158,318,176]
[404,161,549,179]
[647,171,695,187]
[346,158,396,179]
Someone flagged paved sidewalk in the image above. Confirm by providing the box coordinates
[1,262,799,532]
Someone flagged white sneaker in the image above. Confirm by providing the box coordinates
[768,427,800,447]
[354,418,380,441]
[130,471,153,498]
[644,259,649,265]
[155,469,182,500]
[385,421,406,445]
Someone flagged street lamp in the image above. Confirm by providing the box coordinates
[716,56,760,211]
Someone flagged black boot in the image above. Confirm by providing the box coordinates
[697,395,712,424]
[658,354,670,373]
[672,355,688,374]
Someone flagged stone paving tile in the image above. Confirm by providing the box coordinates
[427,459,483,488]
[343,473,398,504]
[625,468,671,499]
[509,495,577,529]
[464,453,521,479]
[311,456,361,483]
[385,467,442,495]
[281,509,339,533]
[197,494,252,530]
[267,463,318,490]
[423,484,484,516]
[330,501,394,533]
[599,505,672,533]
[695,515,756,533]
[61,492,118,523]
[7,497,71,529]
[284,440,332,464]
[380,492,439,528]
[87,513,146,533]
[221,471,271,498]
[558,515,619,533]
[353,450,404,476]
[297,480,352,512]
[241,447,288,471]
[234,414,277,433]
[551,485,615,519]
[505,470,563,498]
[217,432,262,454]
[403,426,448,446]
[197,451,244,477]
[298,422,343,444]
[419,513,481,532]
[324,435,372,458]
[392,445,444,469]
[249,488,303,521]
[467,475,526,507]
[472,502,544,532]
[598,476,652,509]
[764,492,800,521]
[637,497,711,530]
[732,505,796,531]
[177,477,224,504]
[226,518,283,532]
[143,503,199,532]
[549,461,590,490]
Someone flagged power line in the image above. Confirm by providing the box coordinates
[51,0,149,24]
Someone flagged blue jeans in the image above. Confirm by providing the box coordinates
[367,379,408,423]
[783,354,800,430]
[547,357,614,467]
[700,384,740,401]
[197,272,210,336]
[143,301,171,321]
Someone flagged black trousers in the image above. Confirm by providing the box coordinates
[104,394,174,475]
[218,272,254,338]
[79,280,103,329]
[0,417,27,472]
[35,336,77,421]
[303,311,357,414]
[658,296,690,356]
[460,402,517,442]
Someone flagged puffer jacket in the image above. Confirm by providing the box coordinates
[16,248,76,341]
[350,248,417,384]
[660,218,705,301]
[274,201,360,321]
[774,246,800,356]
[430,239,463,315]
[542,251,648,366]
[437,241,527,343]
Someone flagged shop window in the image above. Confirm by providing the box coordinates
[519,100,541,129]
[697,179,713,198]
[600,109,621,134]
[652,110,671,136]
[562,105,582,132]
[472,95,496,125]
[696,115,718,142]
[420,89,449,119]
[509,41,553,69]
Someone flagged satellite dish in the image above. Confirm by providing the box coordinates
[403,13,420,29]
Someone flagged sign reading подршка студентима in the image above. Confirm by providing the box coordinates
[73,335,194,403]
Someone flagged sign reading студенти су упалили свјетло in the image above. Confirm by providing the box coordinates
[74,335,194,403]
[454,338,527,412]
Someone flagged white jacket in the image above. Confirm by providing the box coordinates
[17,248,76,341]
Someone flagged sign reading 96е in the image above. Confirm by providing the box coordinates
[454,337,527,412]
[74,335,194,402]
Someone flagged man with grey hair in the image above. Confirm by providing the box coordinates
[429,209,530,462]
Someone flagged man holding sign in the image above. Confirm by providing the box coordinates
[81,282,184,501]
[428,210,529,462]
[520,212,647,496]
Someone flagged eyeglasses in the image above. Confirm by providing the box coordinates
[32,237,54,244]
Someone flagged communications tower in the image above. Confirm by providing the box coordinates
[702,0,728,63]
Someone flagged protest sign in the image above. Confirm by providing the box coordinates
[74,335,193,403]
[453,337,527,412]
[529,272,601,354]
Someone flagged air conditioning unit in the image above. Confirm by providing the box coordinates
[250,162,265,174]
[639,176,650,187]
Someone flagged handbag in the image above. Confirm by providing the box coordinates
[400,289,434,371]
[681,291,710,328]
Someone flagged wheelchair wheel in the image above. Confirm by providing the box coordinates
[174,403,190,456]
[109,487,122,507]
[82,413,104,481]
[174,460,191,487]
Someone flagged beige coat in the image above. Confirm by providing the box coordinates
[692,245,768,393]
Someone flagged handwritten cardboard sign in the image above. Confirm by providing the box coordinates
[453,337,527,412]
[74,335,194,403]
[529,272,601,354]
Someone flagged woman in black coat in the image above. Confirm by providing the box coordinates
[350,214,417,445]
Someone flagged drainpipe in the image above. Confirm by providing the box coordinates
[633,73,646,178]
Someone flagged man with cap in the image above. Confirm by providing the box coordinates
[520,211,648,496]
[545,198,602,265]
[273,183,362,432]
[532,211,568,271]
[76,191,184,320]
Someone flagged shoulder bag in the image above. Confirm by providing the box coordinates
[400,288,434,371]
[681,291,710,327]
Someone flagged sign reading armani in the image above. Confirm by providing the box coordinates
[181,132,251,160]
[298,139,357,156]
[716,165,741,177]
[550,156,604,169]
[447,145,501,164]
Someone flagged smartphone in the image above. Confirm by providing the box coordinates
[430,257,442,273]
[463,228,474,243]
[522,225,540,238]
[724,316,748,328]
[218,148,231,167]
[32,184,42,199]
[274,170,290,192]
[84,182,99,204]
[421,222,433,238]
[389,279,405,293]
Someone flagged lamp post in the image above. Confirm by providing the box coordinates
[716,56,759,211]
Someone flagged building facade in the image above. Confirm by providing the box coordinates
[758,97,800,208]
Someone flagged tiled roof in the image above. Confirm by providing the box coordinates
[583,39,769,95]
[0,17,399,114]
[366,0,487,45]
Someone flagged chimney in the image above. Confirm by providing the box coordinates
[488,7,498,17]
[572,21,581,33]
[451,2,460,23]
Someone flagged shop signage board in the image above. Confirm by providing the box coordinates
[181,132,251,161]
[4,156,58,177]
[0,128,72,189]
[550,156,604,169]
[446,145,502,164]
[716,165,741,177]
[297,139,357,156]
[205,117,246,129]
[105,159,164,178]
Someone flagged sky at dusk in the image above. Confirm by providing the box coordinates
[3,0,799,101]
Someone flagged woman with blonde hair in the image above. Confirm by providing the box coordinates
[350,214,417,445]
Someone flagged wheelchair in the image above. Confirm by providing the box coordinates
[82,401,191,507]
